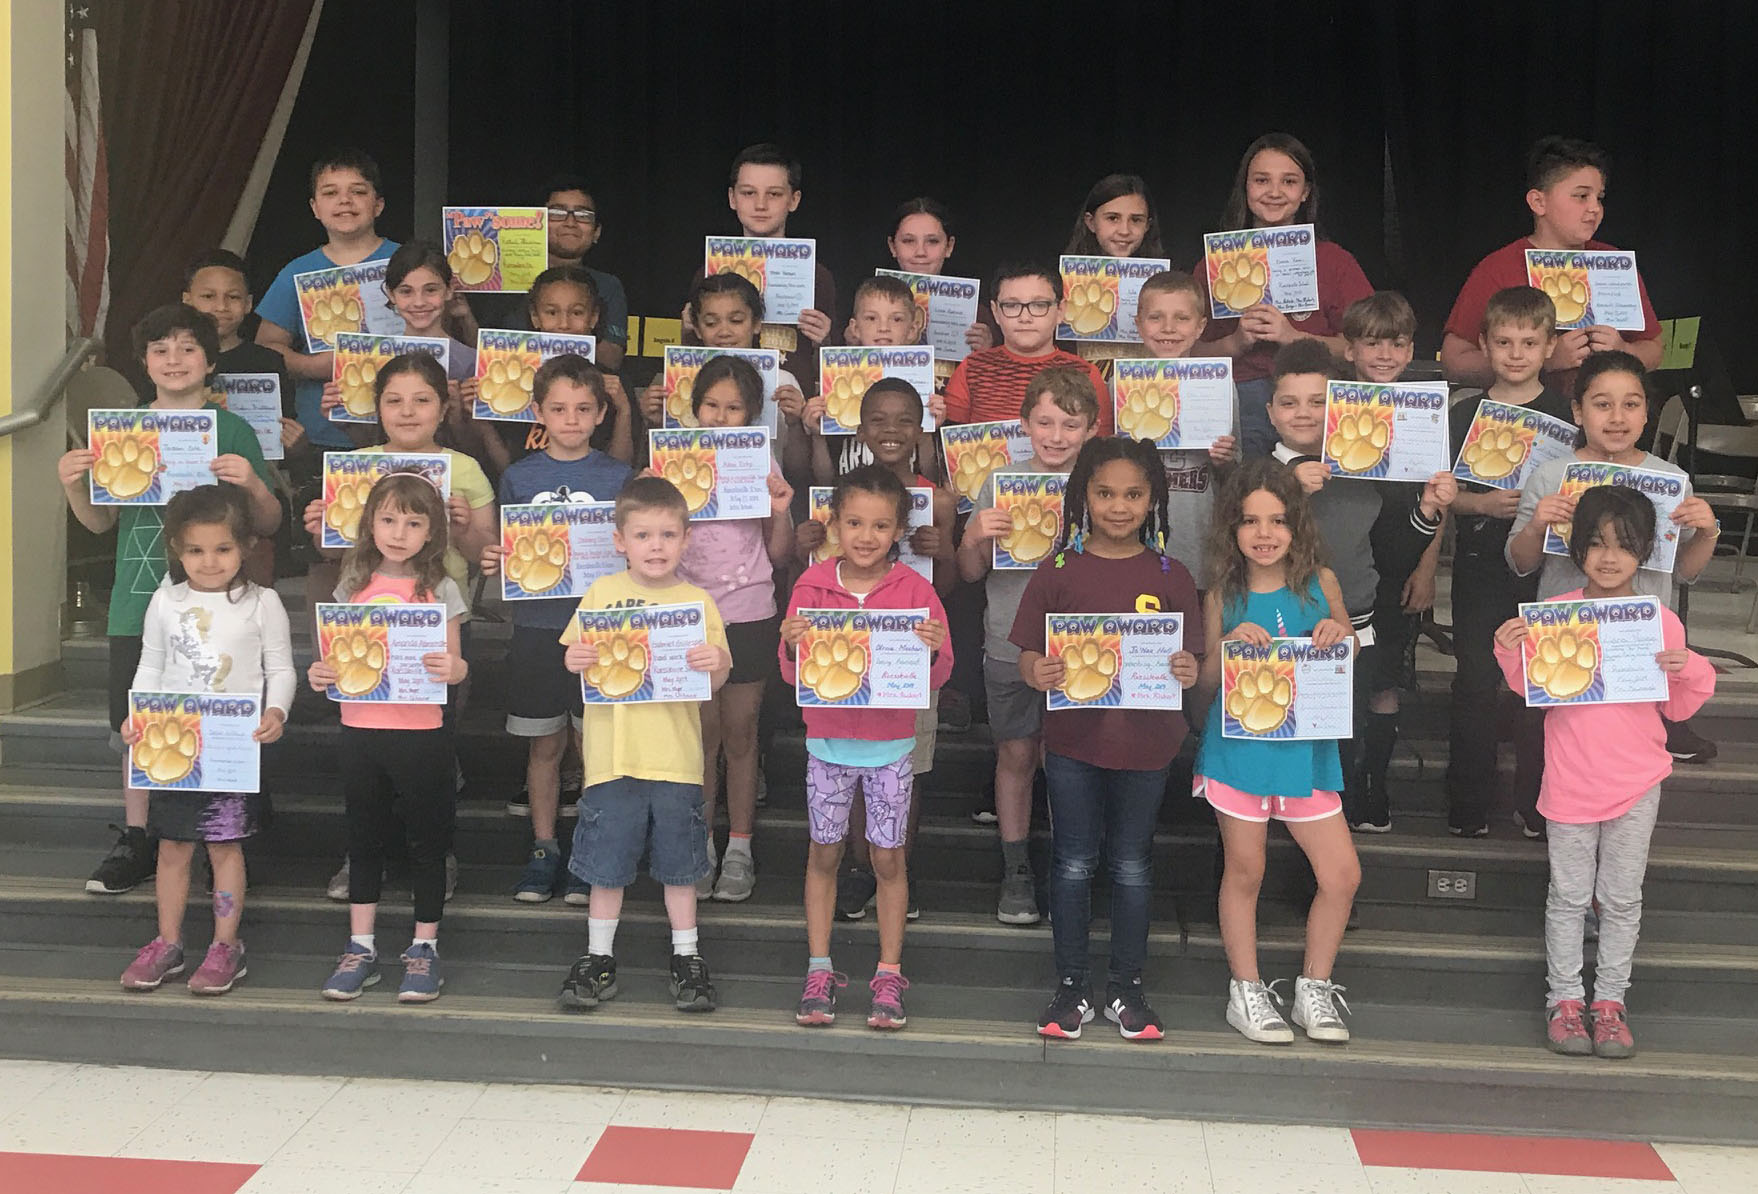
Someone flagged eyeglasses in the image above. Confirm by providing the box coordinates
[546,206,597,224]
[996,299,1054,317]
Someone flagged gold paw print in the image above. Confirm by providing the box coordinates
[801,632,867,702]
[1001,499,1059,564]
[325,477,374,542]
[951,441,1011,503]
[666,375,698,426]
[134,710,200,785]
[507,526,569,594]
[825,366,882,430]
[1460,424,1525,481]
[447,231,498,286]
[338,357,380,418]
[327,629,387,697]
[1530,629,1598,700]
[94,435,159,499]
[813,518,840,563]
[1120,380,1179,441]
[1059,639,1119,703]
[1535,267,1589,325]
[481,354,537,416]
[1327,409,1391,473]
[658,450,716,513]
[715,259,765,289]
[307,290,363,342]
[1064,279,1117,336]
[1225,664,1293,733]
[585,632,649,699]
[1212,252,1268,312]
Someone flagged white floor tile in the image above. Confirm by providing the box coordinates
[903,1105,1056,1153]
[465,1082,625,1124]
[116,1103,315,1164]
[1209,1159,1373,1194]
[0,1063,207,1156]
[322,1076,487,1120]
[173,1072,345,1117]
[1364,1167,1531,1194]
[237,1164,410,1193]
[1204,1120,1363,1166]
[757,1095,911,1141]
[406,1176,577,1194]
[1653,1143,1758,1194]
[609,1088,768,1131]
[733,1133,904,1194]
[892,1142,1055,1194]
[415,1117,601,1182]
[1053,1147,1212,1193]
[1054,1112,1207,1156]
[1520,1177,1683,1193]
[265,1107,453,1172]
[0,1060,77,1118]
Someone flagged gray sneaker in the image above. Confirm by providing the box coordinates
[713,852,755,902]
[996,866,1040,925]
[696,841,718,900]
[325,858,350,902]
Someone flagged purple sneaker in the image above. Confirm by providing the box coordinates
[795,968,847,1026]
[121,938,186,991]
[867,971,910,1030]
[187,941,247,995]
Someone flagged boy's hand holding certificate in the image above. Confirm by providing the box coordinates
[1452,399,1577,489]
[941,419,1033,513]
[1045,613,1185,711]
[316,603,449,704]
[127,692,262,793]
[1541,461,1685,573]
[1322,381,1450,481]
[990,473,1066,570]
[1220,638,1353,740]
[576,602,712,705]
[1112,358,1235,450]
[794,608,932,709]
[648,427,772,520]
[1518,596,1668,707]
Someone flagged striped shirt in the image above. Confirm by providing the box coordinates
[943,346,1111,435]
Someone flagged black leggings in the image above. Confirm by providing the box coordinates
[340,726,456,923]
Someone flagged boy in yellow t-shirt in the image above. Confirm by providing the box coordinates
[557,477,731,1013]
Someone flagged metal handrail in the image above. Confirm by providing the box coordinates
[0,336,100,438]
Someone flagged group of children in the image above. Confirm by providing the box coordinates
[58,131,1718,1058]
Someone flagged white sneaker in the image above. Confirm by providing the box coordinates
[325,858,350,902]
[1290,975,1351,1043]
[696,841,718,900]
[444,852,459,901]
[713,852,755,902]
[1226,977,1294,1044]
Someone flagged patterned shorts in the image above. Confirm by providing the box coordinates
[805,753,915,849]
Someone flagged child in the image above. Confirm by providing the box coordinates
[804,274,933,482]
[310,472,470,1003]
[1445,286,1574,836]
[117,485,295,995]
[479,356,632,904]
[1201,134,1373,457]
[1195,459,1361,1045]
[886,197,994,353]
[957,367,1099,925]
[1441,136,1662,391]
[674,356,795,902]
[557,476,732,1013]
[782,466,953,1029]
[58,303,281,896]
[1014,438,1203,1041]
[1064,173,1163,260]
[183,250,299,463]
[1494,486,1713,1057]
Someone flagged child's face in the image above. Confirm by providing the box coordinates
[1085,193,1151,257]
[1580,516,1642,593]
[1529,166,1605,247]
[991,275,1061,356]
[1573,369,1647,457]
[390,266,451,335]
[530,280,599,335]
[546,187,600,261]
[694,376,753,428]
[309,167,382,238]
[1236,487,1292,567]
[1136,289,1207,359]
[1480,320,1553,387]
[183,267,251,342]
[536,378,606,451]
[888,213,953,273]
[1344,335,1414,384]
[371,501,432,566]
[857,390,920,467]
[1086,458,1152,545]
[697,292,758,347]
[143,330,211,397]
[848,294,920,347]
[174,521,244,593]
[1245,149,1310,227]
[1268,372,1328,451]
[377,372,445,448]
[613,507,688,583]
[1022,392,1095,470]
[832,490,904,570]
[728,163,798,237]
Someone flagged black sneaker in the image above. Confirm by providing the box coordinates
[906,875,920,922]
[1515,810,1547,841]
[836,865,877,921]
[1666,719,1717,765]
[1037,976,1095,1040]
[558,953,617,1011]
[1447,823,1490,838]
[505,786,531,817]
[670,953,717,1012]
[1104,979,1165,1041]
[86,825,156,894]
[970,778,997,825]
[938,687,974,733]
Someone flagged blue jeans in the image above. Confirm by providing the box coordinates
[569,777,710,889]
[1236,376,1276,458]
[1044,752,1169,986]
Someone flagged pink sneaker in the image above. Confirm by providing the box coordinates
[1545,999,1592,1056]
[867,971,910,1030]
[187,941,247,996]
[120,939,186,991]
[1590,1000,1636,1058]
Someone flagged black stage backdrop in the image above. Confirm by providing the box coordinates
[249,0,1758,388]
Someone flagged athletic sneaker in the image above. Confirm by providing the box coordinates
[120,938,185,991]
[867,971,909,1030]
[1665,719,1717,765]
[1515,810,1547,841]
[795,968,847,1025]
[970,780,998,825]
[1037,976,1095,1039]
[397,942,443,1003]
[562,875,590,906]
[325,857,350,902]
[1545,999,1593,1056]
[87,825,155,895]
[1226,977,1294,1044]
[187,941,247,996]
[670,953,717,1012]
[696,841,718,900]
[513,843,562,903]
[320,942,380,1001]
[1104,978,1164,1041]
[996,865,1040,925]
[561,769,583,813]
[1349,817,1392,835]
[1290,975,1351,1043]
[1590,1000,1636,1058]
[504,786,531,817]
[906,876,921,922]
[558,953,617,1010]
[836,865,877,921]
[444,852,458,900]
[713,852,755,902]
[1448,822,1490,838]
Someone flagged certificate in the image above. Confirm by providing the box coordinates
[1202,224,1320,317]
[941,419,1034,513]
[1113,357,1235,450]
[876,268,981,364]
[704,236,817,325]
[330,333,450,424]
[316,602,449,705]
[214,373,284,461]
[442,206,549,293]
[991,473,1066,570]
[1322,380,1450,481]
[648,426,772,520]
[1057,255,1173,342]
[661,346,781,429]
[1452,399,1578,490]
[472,329,597,422]
[808,486,935,583]
[1542,461,1686,573]
[576,602,712,704]
[1220,638,1354,740]
[794,607,931,709]
[499,502,619,601]
[1045,613,1185,711]
[88,408,217,506]
[1525,248,1645,332]
[293,259,400,350]
[817,345,938,434]
[320,451,452,550]
[127,691,261,793]
[1518,596,1669,707]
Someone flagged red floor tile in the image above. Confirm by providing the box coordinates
[576,1125,755,1189]
[1352,1129,1676,1180]
[0,1153,259,1194]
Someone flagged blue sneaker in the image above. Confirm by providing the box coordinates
[320,942,379,1001]
[562,873,590,906]
[398,942,443,1003]
[513,843,562,904]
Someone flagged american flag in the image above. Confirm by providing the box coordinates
[65,1,109,340]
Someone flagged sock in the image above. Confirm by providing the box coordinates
[349,934,376,955]
[672,927,700,957]
[725,833,753,860]
[1001,838,1030,872]
[875,961,901,976]
[410,935,436,955]
[587,917,617,957]
[807,955,834,973]
[534,837,559,852]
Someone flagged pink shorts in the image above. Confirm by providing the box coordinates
[1196,775,1342,823]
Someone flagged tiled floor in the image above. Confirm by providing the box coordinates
[1,1060,1752,1194]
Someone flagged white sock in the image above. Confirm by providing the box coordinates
[724,835,752,860]
[349,934,375,955]
[672,927,700,957]
[588,917,617,957]
[411,936,436,955]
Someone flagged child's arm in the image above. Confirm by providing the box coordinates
[916,487,959,597]
[1017,648,1063,692]
[1402,530,1444,614]
[448,494,497,565]
[1491,616,1530,696]
[300,498,346,561]
[1670,494,1719,584]
[1506,480,1576,577]
[920,588,955,690]
[956,491,1007,584]
[259,590,298,720]
[602,375,636,466]
[422,615,470,685]
[133,597,169,699]
[57,448,118,535]
[210,453,282,536]
[1315,568,1354,649]
[256,319,333,383]
[762,471,796,565]
[1192,590,1228,711]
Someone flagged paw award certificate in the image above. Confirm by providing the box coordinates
[316,603,449,704]
[442,206,549,293]
[1518,596,1669,707]
[472,329,597,422]
[87,409,217,506]
[817,345,938,433]
[576,602,712,705]
[990,473,1066,571]
[499,502,619,602]
[648,427,772,521]
[876,268,981,364]
[794,608,932,709]
[1220,638,1353,740]
[1322,381,1450,482]
[660,346,780,428]
[942,419,1033,513]
[704,237,816,326]
[1203,224,1319,317]
[1046,613,1185,711]
[1057,255,1173,343]
[1452,399,1577,490]
[330,333,451,424]
[214,373,284,461]
[294,259,401,350]
[1525,248,1644,331]
[320,452,452,550]
[127,692,262,793]
[1113,357,1235,450]
[1541,461,1685,573]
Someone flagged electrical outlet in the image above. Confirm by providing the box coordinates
[1427,869,1477,900]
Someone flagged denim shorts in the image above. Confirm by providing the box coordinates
[568,776,710,889]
